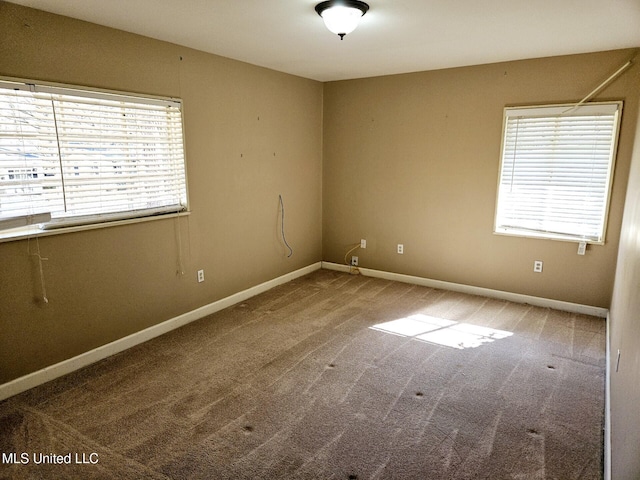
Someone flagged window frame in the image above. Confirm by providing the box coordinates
[493,101,623,245]
[0,76,189,242]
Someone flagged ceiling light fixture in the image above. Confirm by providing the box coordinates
[315,0,369,40]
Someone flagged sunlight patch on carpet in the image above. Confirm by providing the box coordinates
[370,314,513,349]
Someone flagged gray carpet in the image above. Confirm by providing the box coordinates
[0,269,605,479]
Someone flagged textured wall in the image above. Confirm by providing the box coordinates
[323,50,640,307]
[0,2,323,383]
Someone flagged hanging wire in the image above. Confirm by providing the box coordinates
[279,194,293,258]
[344,243,361,275]
[343,243,361,265]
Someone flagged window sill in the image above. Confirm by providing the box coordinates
[493,228,604,246]
[0,211,191,244]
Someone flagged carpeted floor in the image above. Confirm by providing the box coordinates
[0,269,605,479]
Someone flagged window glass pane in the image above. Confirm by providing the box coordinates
[0,80,188,231]
[495,102,621,243]
[0,89,64,218]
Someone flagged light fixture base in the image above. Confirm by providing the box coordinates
[315,0,370,16]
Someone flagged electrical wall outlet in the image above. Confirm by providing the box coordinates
[360,239,367,249]
[397,244,404,254]
[197,269,205,283]
[351,256,358,266]
[533,261,543,273]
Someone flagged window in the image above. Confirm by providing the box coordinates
[0,79,188,234]
[494,102,622,244]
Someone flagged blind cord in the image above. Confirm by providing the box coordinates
[28,237,49,304]
[509,118,520,193]
[175,213,185,276]
[51,100,68,213]
[279,194,293,258]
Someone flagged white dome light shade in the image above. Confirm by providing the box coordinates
[315,1,369,40]
[321,6,363,36]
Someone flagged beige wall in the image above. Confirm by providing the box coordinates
[2,1,639,435]
[609,100,640,479]
[0,3,323,383]
[323,50,640,307]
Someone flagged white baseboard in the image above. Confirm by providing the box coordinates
[604,312,611,480]
[1,261,607,402]
[0,262,322,402]
[322,261,609,318]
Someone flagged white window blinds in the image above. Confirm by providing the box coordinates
[495,102,622,243]
[0,80,187,230]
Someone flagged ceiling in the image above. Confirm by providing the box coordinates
[7,0,640,82]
